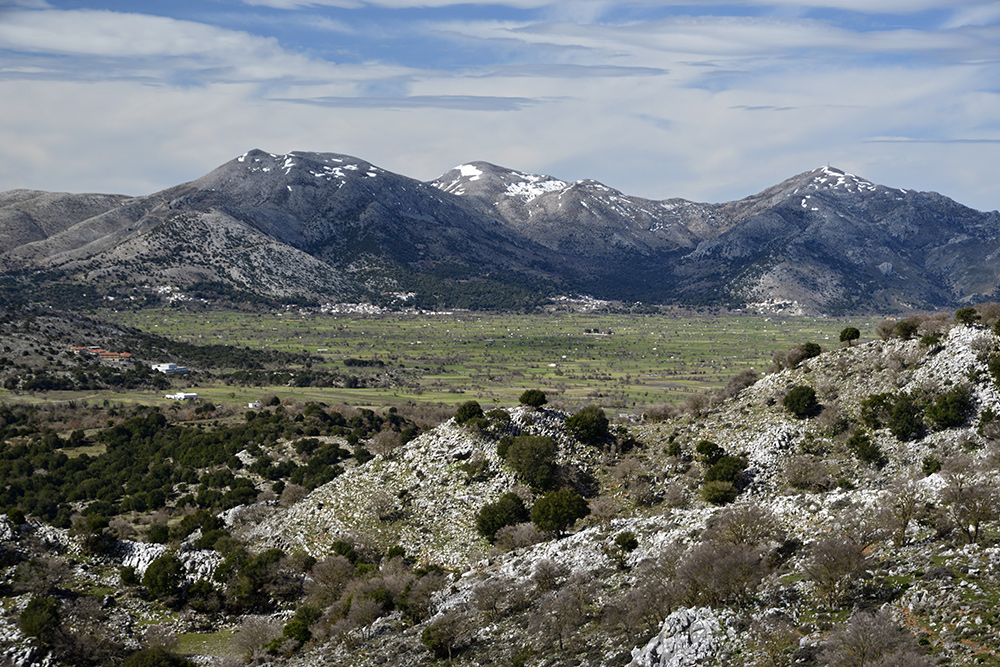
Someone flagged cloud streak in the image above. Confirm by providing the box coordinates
[277,94,542,110]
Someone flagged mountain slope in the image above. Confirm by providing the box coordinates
[2,155,999,313]
[679,166,1000,311]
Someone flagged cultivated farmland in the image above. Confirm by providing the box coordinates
[100,309,874,413]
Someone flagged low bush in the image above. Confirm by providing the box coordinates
[704,456,747,485]
[783,385,819,418]
[19,596,60,644]
[887,394,923,441]
[476,493,529,543]
[701,481,739,505]
[846,431,885,468]
[454,400,484,425]
[696,440,725,466]
[565,405,609,445]
[505,435,557,491]
[518,389,547,408]
[925,385,973,431]
[531,489,590,536]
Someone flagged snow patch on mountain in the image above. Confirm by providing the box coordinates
[458,164,482,180]
[504,173,569,202]
[810,166,877,193]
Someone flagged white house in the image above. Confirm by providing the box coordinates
[165,392,198,400]
[153,363,189,374]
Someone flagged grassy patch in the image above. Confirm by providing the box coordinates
[176,629,237,658]
[59,443,107,458]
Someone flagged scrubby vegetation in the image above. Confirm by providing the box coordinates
[6,303,1000,667]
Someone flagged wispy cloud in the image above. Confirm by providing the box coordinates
[1,1,999,213]
[236,0,991,15]
[866,137,1000,144]
[276,94,542,110]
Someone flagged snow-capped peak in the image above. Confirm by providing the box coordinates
[504,171,569,202]
[230,150,380,185]
[809,166,877,193]
[456,164,483,181]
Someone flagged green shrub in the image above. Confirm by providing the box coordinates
[282,604,322,644]
[476,492,529,542]
[121,566,140,586]
[19,596,60,644]
[704,456,747,484]
[839,327,860,346]
[421,613,465,661]
[783,385,819,418]
[496,435,514,459]
[186,579,222,614]
[484,409,512,432]
[955,307,980,325]
[565,405,609,445]
[920,334,942,348]
[147,523,169,544]
[860,393,893,429]
[143,553,183,601]
[701,481,739,505]
[518,389,547,408]
[608,531,639,569]
[989,354,1000,389]
[922,456,942,476]
[895,319,919,340]
[887,394,923,441]
[925,386,973,431]
[454,400,484,425]
[846,431,885,468]
[979,407,998,436]
[696,440,725,466]
[530,489,590,535]
[614,531,639,552]
[505,435,557,491]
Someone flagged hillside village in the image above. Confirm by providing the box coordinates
[1,306,1000,666]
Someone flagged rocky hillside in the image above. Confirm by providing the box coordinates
[5,313,999,666]
[2,153,1000,313]
[215,319,997,667]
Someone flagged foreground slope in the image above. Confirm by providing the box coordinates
[4,315,1000,666]
[255,319,1000,667]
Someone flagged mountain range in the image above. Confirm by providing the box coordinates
[2,149,998,313]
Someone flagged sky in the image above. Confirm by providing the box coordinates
[1,1,999,210]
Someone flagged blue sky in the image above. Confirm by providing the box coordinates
[1,0,999,210]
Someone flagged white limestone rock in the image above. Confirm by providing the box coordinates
[628,607,733,667]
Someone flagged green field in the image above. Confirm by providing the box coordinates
[95,309,876,414]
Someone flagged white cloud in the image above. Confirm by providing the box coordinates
[0,9,261,57]
[237,0,994,18]
[240,0,551,8]
[0,0,51,7]
[1,2,999,214]
[942,2,1000,27]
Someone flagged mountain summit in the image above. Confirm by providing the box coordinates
[1,153,998,313]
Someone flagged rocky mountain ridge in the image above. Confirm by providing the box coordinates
[2,152,1000,313]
